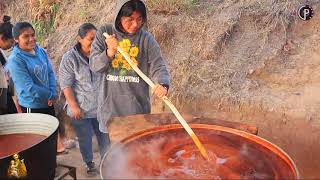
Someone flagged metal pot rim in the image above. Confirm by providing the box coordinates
[100,123,300,179]
[0,113,59,159]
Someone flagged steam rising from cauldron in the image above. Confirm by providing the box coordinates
[103,137,168,179]
[103,136,223,179]
[101,130,296,179]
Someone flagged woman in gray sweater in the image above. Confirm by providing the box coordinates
[59,23,109,176]
[90,0,170,133]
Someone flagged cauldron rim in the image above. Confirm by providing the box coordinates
[0,113,59,159]
[100,123,300,179]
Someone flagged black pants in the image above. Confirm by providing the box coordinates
[0,88,17,115]
[21,105,57,180]
[6,92,17,114]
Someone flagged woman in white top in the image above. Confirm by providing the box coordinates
[0,15,20,114]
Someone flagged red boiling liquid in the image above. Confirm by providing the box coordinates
[0,133,46,158]
[102,129,296,179]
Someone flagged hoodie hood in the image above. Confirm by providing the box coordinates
[113,0,147,34]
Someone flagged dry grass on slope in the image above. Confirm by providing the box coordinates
[152,0,302,103]
[3,0,318,117]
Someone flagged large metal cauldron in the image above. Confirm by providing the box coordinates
[0,113,58,180]
[100,123,299,179]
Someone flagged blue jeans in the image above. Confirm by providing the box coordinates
[71,118,110,164]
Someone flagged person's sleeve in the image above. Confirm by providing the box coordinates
[147,36,170,86]
[59,53,75,90]
[47,58,57,100]
[89,26,112,73]
[7,58,51,100]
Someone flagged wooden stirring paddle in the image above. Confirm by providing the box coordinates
[103,33,211,161]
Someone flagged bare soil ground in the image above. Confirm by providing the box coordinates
[56,137,101,179]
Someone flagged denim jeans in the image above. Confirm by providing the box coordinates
[71,118,110,164]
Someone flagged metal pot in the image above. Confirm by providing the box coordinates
[0,113,58,180]
[101,124,299,179]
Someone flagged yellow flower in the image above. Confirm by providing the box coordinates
[112,59,119,68]
[129,47,139,57]
[122,47,130,53]
[116,53,123,61]
[131,57,138,66]
[122,62,132,71]
[119,39,131,53]
[119,39,131,49]
[119,59,126,65]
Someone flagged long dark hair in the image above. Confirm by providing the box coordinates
[115,0,146,33]
[0,15,13,40]
[78,23,97,39]
[12,22,34,39]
